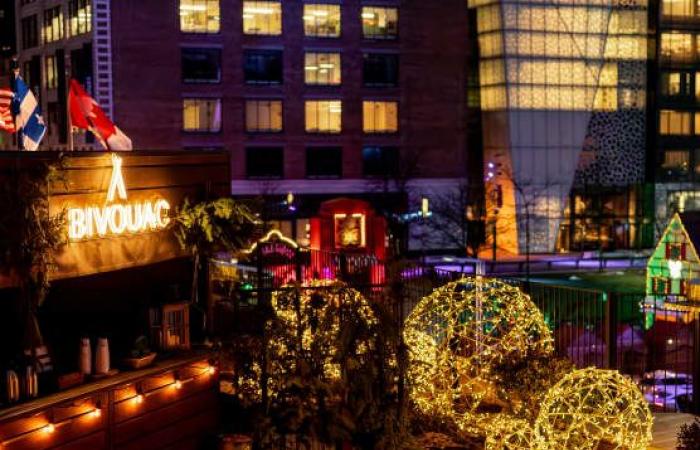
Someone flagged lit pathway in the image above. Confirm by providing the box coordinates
[649,413,696,449]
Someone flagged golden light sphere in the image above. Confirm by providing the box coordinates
[484,416,534,450]
[269,279,381,383]
[534,367,653,450]
[404,277,553,435]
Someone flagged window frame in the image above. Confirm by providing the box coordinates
[304,100,343,134]
[244,49,284,85]
[362,100,399,134]
[179,0,221,34]
[242,1,283,36]
[245,99,284,133]
[361,6,399,40]
[182,97,223,133]
[304,52,342,86]
[306,146,343,179]
[246,146,284,179]
[181,47,222,84]
[362,52,399,87]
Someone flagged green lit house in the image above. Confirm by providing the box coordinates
[646,213,700,321]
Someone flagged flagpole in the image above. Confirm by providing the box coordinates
[10,57,21,151]
[66,72,74,152]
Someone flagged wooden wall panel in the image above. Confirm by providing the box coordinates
[0,151,230,286]
[0,357,218,450]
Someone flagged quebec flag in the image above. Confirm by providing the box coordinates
[12,76,46,151]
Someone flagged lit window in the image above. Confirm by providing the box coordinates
[243,1,282,35]
[695,113,700,134]
[183,98,221,132]
[662,150,690,179]
[662,0,694,18]
[303,4,341,37]
[180,0,220,33]
[69,0,91,36]
[182,48,221,83]
[660,72,691,97]
[305,53,341,85]
[45,56,57,90]
[362,7,398,39]
[660,32,693,62]
[43,7,63,43]
[245,100,283,132]
[659,110,691,135]
[363,101,398,133]
[305,100,342,133]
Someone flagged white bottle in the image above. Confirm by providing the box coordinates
[95,338,110,375]
[80,338,92,375]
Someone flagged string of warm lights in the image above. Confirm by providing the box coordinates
[533,367,653,450]
[404,276,553,437]
[267,280,382,390]
[0,364,216,447]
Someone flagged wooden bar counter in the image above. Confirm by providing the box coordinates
[0,352,219,450]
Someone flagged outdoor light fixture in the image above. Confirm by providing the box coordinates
[133,394,144,404]
[42,423,55,435]
[207,366,216,375]
[421,197,430,218]
[91,408,102,419]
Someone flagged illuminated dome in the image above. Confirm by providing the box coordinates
[269,280,381,384]
[534,368,653,450]
[403,277,553,435]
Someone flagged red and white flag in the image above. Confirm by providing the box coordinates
[0,88,15,133]
[69,79,132,150]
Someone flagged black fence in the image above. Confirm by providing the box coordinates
[211,252,698,413]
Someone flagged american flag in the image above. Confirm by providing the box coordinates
[0,88,15,133]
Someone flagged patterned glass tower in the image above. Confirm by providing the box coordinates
[471,0,647,253]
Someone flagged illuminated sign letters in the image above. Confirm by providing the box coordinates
[67,154,171,240]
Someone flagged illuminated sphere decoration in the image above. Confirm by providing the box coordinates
[484,416,534,450]
[534,368,653,450]
[404,277,553,435]
[268,280,382,387]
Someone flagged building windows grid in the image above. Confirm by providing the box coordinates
[363,101,398,133]
[180,0,220,33]
[362,7,398,40]
[243,1,282,35]
[245,100,283,133]
[305,52,341,85]
[182,98,222,133]
[305,100,342,133]
[69,0,92,36]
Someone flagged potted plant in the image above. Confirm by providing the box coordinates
[122,336,156,370]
